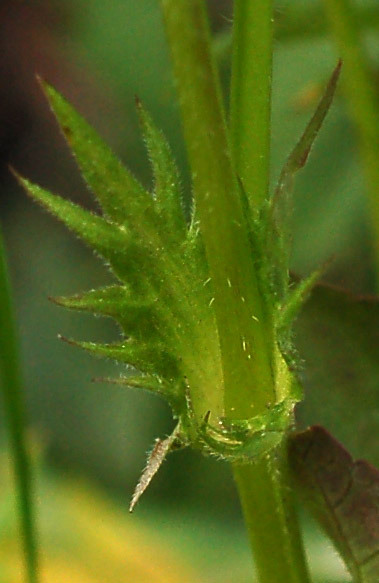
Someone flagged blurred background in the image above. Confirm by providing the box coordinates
[0,0,378,581]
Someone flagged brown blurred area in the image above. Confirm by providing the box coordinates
[208,0,232,30]
[0,0,233,212]
[0,0,122,210]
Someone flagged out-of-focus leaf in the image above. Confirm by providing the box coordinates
[267,61,341,298]
[277,4,379,42]
[273,61,341,210]
[0,445,349,583]
[295,283,379,466]
[289,426,379,583]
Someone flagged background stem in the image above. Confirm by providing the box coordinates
[230,0,273,208]
[322,0,379,283]
[161,0,274,418]
[0,228,39,583]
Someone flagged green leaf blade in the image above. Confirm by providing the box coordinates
[277,264,329,340]
[63,337,180,381]
[274,60,342,204]
[136,99,187,239]
[19,177,135,281]
[105,373,171,396]
[52,285,129,314]
[267,62,342,297]
[95,374,184,413]
[40,82,193,293]
[52,286,158,339]
[40,80,151,225]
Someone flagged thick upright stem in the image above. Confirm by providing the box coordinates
[230,0,273,208]
[234,445,311,583]
[161,1,311,581]
[322,0,379,283]
[229,2,311,582]
[0,228,39,583]
[161,0,274,418]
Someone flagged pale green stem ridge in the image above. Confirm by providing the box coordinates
[230,3,312,582]
[160,0,275,419]
[0,228,39,583]
[230,0,273,209]
[234,445,312,583]
[322,0,379,284]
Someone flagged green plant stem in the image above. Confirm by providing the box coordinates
[160,0,274,418]
[230,0,273,208]
[322,0,379,283]
[162,1,311,580]
[234,445,311,583]
[229,2,312,582]
[213,5,379,64]
[0,228,39,583]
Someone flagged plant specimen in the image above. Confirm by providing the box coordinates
[2,1,378,582]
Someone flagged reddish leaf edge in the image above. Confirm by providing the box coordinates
[289,425,379,583]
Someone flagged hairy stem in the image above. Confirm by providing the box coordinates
[160,0,274,418]
[230,2,311,581]
[0,228,39,583]
[322,0,379,283]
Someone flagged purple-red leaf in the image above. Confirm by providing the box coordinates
[289,426,379,582]
[295,283,379,466]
